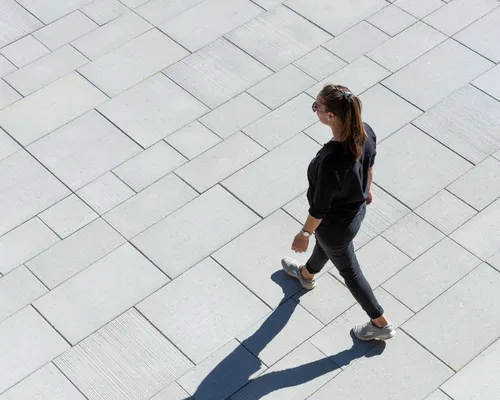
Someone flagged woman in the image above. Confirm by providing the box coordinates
[282,84,394,341]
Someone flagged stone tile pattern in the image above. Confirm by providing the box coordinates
[1,1,500,399]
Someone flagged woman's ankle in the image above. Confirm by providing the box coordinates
[300,266,315,280]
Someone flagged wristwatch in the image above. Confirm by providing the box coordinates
[300,228,312,237]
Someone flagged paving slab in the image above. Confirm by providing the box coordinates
[0,35,50,68]
[55,308,192,400]
[489,250,500,272]
[293,47,346,81]
[367,4,417,36]
[135,0,205,26]
[16,0,93,24]
[0,128,19,162]
[473,64,500,102]
[0,54,16,77]
[0,80,21,110]
[151,383,191,400]
[424,390,451,400]
[0,0,43,47]
[80,0,129,25]
[165,121,222,159]
[393,0,444,18]
[303,121,333,146]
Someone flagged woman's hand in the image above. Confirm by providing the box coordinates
[366,189,373,205]
[292,232,309,253]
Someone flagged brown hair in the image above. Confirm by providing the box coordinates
[319,84,367,160]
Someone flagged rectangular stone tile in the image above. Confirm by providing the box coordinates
[309,330,452,400]
[252,0,284,9]
[367,22,446,73]
[360,85,422,142]
[176,132,266,192]
[451,198,500,260]
[231,341,340,400]
[286,0,387,36]
[132,185,259,277]
[99,73,208,147]
[0,307,69,394]
[302,120,335,145]
[39,194,98,238]
[166,121,221,159]
[103,173,197,239]
[0,35,49,68]
[0,363,85,400]
[455,7,500,63]
[293,47,346,81]
[310,288,414,370]
[448,157,500,210]
[226,6,330,72]
[306,56,390,98]
[323,21,389,63]
[159,0,262,52]
[243,93,317,150]
[80,0,129,25]
[413,85,500,164]
[178,339,266,400]
[0,128,19,162]
[0,0,43,47]
[80,29,188,97]
[0,80,21,110]
[0,218,59,275]
[394,0,444,18]
[139,257,269,364]
[415,190,477,235]
[367,4,417,36]
[424,390,451,400]
[383,39,493,110]
[0,266,47,322]
[34,243,168,344]
[375,124,472,209]
[0,151,70,237]
[72,12,151,60]
[473,64,500,102]
[0,54,16,77]
[33,11,98,50]
[383,238,481,311]
[113,141,187,192]
[26,218,125,288]
[121,0,148,7]
[423,0,498,36]
[16,0,93,23]
[135,0,204,26]
[199,92,270,139]
[29,110,140,190]
[165,38,272,109]
[237,299,323,366]
[222,134,319,217]
[76,172,134,215]
[489,250,500,273]
[152,383,191,400]
[248,65,316,110]
[442,337,500,399]
[0,73,107,146]
[55,309,192,400]
[403,263,500,370]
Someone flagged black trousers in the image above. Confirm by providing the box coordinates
[305,204,384,320]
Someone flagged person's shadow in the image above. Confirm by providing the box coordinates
[185,270,386,400]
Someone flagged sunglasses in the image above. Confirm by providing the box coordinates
[312,101,318,112]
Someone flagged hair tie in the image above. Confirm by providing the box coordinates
[344,91,351,100]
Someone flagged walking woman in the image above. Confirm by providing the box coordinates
[282,84,394,341]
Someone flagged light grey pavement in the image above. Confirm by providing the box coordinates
[1,0,500,399]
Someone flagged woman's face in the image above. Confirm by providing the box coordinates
[312,95,331,126]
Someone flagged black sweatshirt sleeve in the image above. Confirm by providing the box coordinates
[308,158,339,219]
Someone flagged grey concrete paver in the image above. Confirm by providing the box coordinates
[0,54,16,77]
[394,0,444,19]
[473,64,500,102]
[16,0,94,24]
[135,0,205,26]
[165,121,222,159]
[0,0,43,47]
[0,80,21,110]
[0,35,49,68]
[0,128,19,162]
[80,0,129,25]
[367,4,417,37]
[293,47,346,81]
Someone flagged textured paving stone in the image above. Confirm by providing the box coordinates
[39,195,98,238]
[165,38,272,109]
[309,330,452,400]
[383,238,481,311]
[176,131,265,192]
[293,47,346,81]
[26,218,125,288]
[0,266,47,322]
[80,0,129,25]
[0,307,69,394]
[367,4,417,36]
[0,218,59,275]
[0,0,43,47]
[72,11,151,60]
[135,0,205,26]
[0,128,19,162]
[375,124,472,209]
[223,134,319,217]
[226,6,331,71]
[231,341,340,400]
[451,198,500,260]
[29,110,140,190]
[0,363,85,400]
[0,151,70,237]
[394,0,444,18]
[360,84,422,141]
[367,22,446,73]
[55,309,192,400]
[16,0,93,24]
[138,257,269,363]
[243,93,317,150]
[384,39,493,110]
[404,263,500,370]
[0,80,21,110]
[160,0,262,52]
[151,383,191,400]
[34,243,168,344]
[166,121,222,159]
[286,0,387,36]
[103,173,197,239]
[415,190,477,235]
[413,84,500,164]
[199,92,270,139]
[114,141,186,192]
[473,64,500,102]
[0,35,49,68]
[132,185,259,277]
[0,54,16,77]
[0,73,107,146]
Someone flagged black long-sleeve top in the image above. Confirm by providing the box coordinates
[306,123,376,222]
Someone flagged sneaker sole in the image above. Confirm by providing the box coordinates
[354,330,396,342]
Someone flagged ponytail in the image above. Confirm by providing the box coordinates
[342,93,367,160]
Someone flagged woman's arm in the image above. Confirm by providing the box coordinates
[367,166,374,205]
